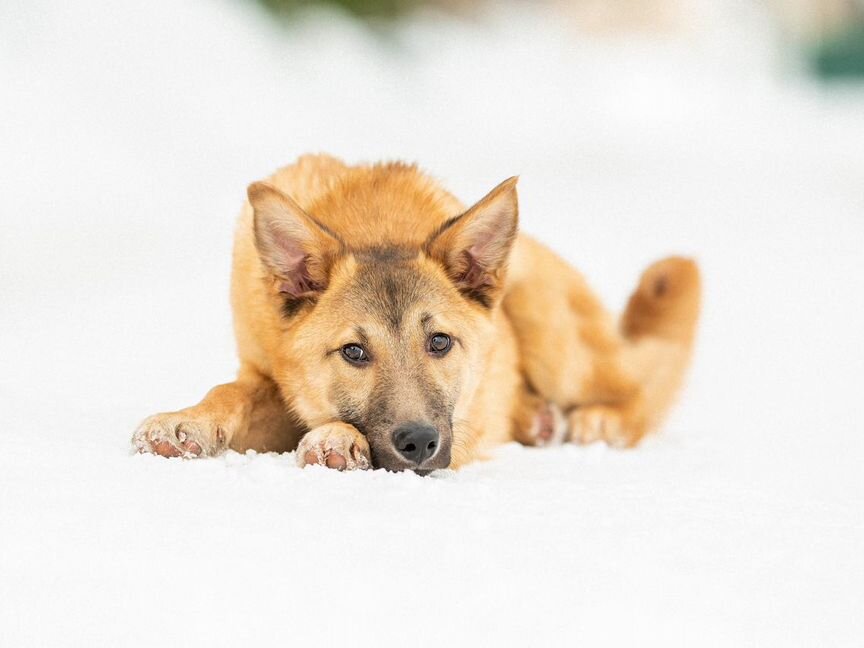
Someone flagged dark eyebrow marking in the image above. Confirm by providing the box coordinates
[420,312,437,334]
[353,326,370,346]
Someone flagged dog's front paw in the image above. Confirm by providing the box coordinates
[297,422,371,471]
[567,405,642,448]
[132,412,227,458]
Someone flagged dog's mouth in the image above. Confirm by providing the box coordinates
[371,450,452,474]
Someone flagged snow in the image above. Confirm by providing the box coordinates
[1,0,863,645]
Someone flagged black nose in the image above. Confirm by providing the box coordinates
[392,422,439,465]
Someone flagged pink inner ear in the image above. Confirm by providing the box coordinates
[277,265,318,299]
[458,250,491,290]
[272,232,318,298]
[468,224,498,258]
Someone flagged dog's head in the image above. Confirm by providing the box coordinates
[247,173,518,472]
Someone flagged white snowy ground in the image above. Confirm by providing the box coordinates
[1,0,863,645]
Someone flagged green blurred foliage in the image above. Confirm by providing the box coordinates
[255,0,425,19]
[814,24,864,78]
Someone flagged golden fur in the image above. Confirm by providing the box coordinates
[133,154,700,471]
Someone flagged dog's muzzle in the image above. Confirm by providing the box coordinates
[371,421,451,473]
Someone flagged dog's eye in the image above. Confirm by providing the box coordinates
[341,344,369,365]
[428,333,452,356]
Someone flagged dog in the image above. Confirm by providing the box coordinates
[133,154,701,472]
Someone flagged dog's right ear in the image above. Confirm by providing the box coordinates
[247,182,341,300]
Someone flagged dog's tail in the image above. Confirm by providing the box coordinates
[619,257,701,434]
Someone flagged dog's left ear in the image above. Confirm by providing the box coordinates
[425,176,519,307]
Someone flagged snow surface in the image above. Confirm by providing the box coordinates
[1,0,863,645]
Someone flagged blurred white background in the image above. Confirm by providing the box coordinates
[1,0,863,645]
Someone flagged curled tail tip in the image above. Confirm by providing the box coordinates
[636,256,700,300]
[623,256,701,341]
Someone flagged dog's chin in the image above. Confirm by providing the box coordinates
[371,447,451,474]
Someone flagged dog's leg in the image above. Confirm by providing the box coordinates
[295,422,371,471]
[512,389,568,447]
[506,239,700,448]
[132,366,296,457]
[567,257,701,447]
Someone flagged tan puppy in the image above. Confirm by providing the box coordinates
[133,154,700,472]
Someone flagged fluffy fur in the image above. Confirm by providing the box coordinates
[133,154,701,471]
